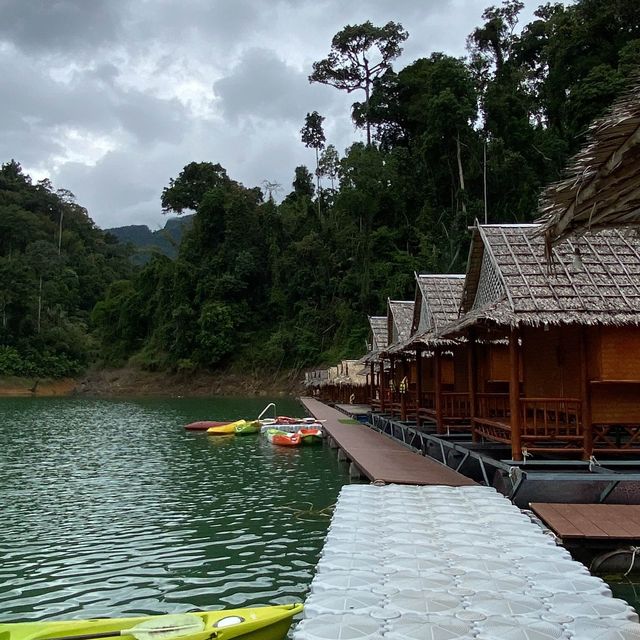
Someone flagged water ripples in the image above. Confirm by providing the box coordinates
[0,397,350,621]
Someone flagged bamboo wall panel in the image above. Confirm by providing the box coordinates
[599,327,640,381]
[592,384,640,423]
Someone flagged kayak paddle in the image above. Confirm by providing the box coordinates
[48,614,206,640]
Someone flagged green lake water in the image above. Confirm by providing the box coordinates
[2,396,639,623]
[0,397,351,622]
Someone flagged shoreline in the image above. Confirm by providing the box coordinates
[0,368,304,398]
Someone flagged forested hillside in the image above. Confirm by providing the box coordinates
[91,0,640,377]
[4,0,639,380]
[107,216,194,263]
[0,161,133,377]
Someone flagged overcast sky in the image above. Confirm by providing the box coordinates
[1,0,540,230]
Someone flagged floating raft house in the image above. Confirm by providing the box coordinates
[293,483,640,640]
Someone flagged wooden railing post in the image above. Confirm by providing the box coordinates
[509,327,522,461]
[369,361,375,407]
[468,329,478,442]
[435,347,444,434]
[415,349,423,427]
[581,327,593,459]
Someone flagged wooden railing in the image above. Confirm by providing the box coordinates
[520,398,582,440]
[442,392,471,419]
[419,391,436,411]
[476,393,510,420]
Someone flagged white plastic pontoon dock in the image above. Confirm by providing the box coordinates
[293,484,640,640]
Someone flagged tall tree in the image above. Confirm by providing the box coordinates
[300,111,326,214]
[309,21,408,145]
[318,144,341,191]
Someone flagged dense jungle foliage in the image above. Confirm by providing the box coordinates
[3,0,640,378]
[0,161,133,376]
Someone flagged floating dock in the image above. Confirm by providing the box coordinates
[293,484,640,640]
[300,397,475,486]
[531,503,640,541]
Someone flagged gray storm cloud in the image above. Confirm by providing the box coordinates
[0,0,538,229]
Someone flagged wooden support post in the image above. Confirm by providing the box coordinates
[390,356,396,415]
[468,330,478,441]
[349,462,362,479]
[581,327,593,459]
[369,361,375,407]
[435,348,444,434]
[380,362,387,413]
[509,328,522,461]
[416,349,423,427]
[400,358,408,421]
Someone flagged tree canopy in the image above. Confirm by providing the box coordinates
[5,0,640,379]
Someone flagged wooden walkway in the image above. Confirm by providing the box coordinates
[300,397,475,486]
[531,503,640,540]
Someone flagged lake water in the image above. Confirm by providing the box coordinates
[1,396,638,623]
[0,397,351,622]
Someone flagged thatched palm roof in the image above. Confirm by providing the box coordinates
[387,274,465,352]
[359,315,388,364]
[369,315,388,351]
[333,359,368,387]
[537,80,640,244]
[412,274,465,347]
[387,299,414,349]
[443,223,640,335]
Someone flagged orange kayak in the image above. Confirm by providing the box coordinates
[266,428,302,446]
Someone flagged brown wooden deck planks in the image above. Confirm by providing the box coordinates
[300,397,476,486]
[531,503,640,540]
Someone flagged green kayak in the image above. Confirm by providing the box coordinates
[235,420,261,435]
[0,604,303,640]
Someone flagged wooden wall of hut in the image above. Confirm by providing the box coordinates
[453,348,469,392]
[521,326,581,398]
[475,343,517,394]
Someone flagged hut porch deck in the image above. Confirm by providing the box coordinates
[531,503,640,540]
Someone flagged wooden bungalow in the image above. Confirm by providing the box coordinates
[441,222,640,461]
[538,80,640,244]
[375,300,414,417]
[364,316,388,412]
[403,274,467,432]
[306,361,368,404]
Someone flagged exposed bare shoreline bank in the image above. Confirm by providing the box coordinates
[0,368,304,398]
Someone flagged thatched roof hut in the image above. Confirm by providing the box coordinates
[444,223,640,336]
[537,80,640,244]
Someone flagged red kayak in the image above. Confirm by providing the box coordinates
[184,420,231,431]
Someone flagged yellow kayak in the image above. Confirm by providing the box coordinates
[0,604,303,640]
[207,419,246,435]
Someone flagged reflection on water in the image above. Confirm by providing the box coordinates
[603,575,640,615]
[0,397,351,622]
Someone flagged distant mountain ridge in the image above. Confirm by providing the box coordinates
[106,215,194,262]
